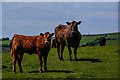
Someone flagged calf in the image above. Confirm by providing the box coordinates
[55,21,82,61]
[10,32,54,74]
[99,37,106,46]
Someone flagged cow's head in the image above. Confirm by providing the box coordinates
[40,32,54,46]
[66,21,81,35]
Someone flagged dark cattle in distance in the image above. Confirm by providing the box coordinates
[52,39,56,48]
[55,21,82,61]
[99,37,106,46]
[10,32,54,74]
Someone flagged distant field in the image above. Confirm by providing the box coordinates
[2,45,118,78]
[0,40,11,47]
[0,32,119,47]
[80,33,119,46]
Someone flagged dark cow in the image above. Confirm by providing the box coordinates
[55,21,82,61]
[52,39,56,48]
[10,32,54,74]
[99,37,106,46]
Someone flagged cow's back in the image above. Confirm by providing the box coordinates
[55,25,70,43]
[11,34,39,54]
[55,25,67,31]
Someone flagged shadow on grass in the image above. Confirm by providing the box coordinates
[75,58,102,63]
[115,50,120,53]
[2,65,7,69]
[28,70,73,73]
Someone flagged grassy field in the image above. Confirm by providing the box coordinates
[2,45,119,79]
[1,32,119,79]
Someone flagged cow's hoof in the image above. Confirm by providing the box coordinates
[59,59,61,61]
[61,58,64,60]
[39,71,43,73]
[74,59,77,61]
[45,69,47,72]
[13,72,16,74]
[69,59,72,62]
[44,68,47,72]
[20,71,23,73]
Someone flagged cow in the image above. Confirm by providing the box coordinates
[55,21,82,61]
[52,39,56,48]
[10,32,54,74]
[99,37,106,46]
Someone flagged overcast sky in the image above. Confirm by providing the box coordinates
[2,2,118,38]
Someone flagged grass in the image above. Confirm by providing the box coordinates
[0,53,2,79]
[0,40,11,46]
[2,45,119,79]
[80,33,119,46]
[80,35,99,46]
[1,33,119,79]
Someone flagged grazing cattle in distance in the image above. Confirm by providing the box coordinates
[55,21,82,61]
[10,32,54,74]
[99,37,106,46]
[52,39,56,48]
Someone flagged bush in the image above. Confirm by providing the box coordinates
[0,37,9,41]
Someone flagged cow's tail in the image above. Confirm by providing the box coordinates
[10,50,13,58]
[10,35,16,58]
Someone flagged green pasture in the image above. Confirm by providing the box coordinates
[2,45,119,78]
[1,32,119,79]
[0,40,10,46]
[0,53,2,79]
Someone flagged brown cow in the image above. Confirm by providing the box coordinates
[10,32,54,74]
[55,21,82,61]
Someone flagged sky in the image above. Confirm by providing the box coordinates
[2,0,120,2]
[2,2,118,39]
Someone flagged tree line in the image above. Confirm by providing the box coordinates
[0,37,9,41]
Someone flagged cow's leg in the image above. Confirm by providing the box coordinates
[67,45,72,61]
[60,45,65,60]
[74,46,78,61]
[13,51,17,74]
[56,43,61,61]
[55,38,61,61]
[38,55,43,73]
[44,54,48,72]
[13,58,16,74]
[18,53,24,73]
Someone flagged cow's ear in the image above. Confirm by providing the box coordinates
[50,33,54,37]
[77,21,82,25]
[40,33,44,37]
[66,22,71,25]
